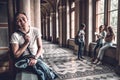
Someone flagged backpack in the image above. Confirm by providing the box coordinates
[74,35,79,45]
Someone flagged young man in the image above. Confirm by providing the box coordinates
[10,12,58,80]
[77,23,86,60]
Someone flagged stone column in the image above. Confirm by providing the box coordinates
[59,5,67,47]
[104,0,109,26]
[117,0,120,65]
[8,0,15,38]
[115,0,120,75]
[17,0,31,25]
[41,18,44,38]
[75,0,80,35]
[46,16,50,40]
[59,6,63,46]
[30,0,34,27]
[43,18,46,39]
[34,0,41,30]
[7,0,16,79]
[51,12,57,43]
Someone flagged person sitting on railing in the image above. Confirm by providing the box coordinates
[91,25,106,62]
[93,26,115,65]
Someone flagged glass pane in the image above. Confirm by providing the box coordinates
[0,27,9,47]
[97,14,104,28]
[71,2,75,8]
[71,11,75,38]
[110,0,118,10]
[110,11,118,42]
[0,4,8,23]
[97,0,104,14]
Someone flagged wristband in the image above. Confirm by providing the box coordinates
[34,56,38,60]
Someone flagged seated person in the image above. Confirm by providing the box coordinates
[93,26,115,65]
[91,25,106,61]
[10,12,59,80]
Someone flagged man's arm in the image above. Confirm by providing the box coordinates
[11,42,29,58]
[28,37,42,66]
[11,34,30,58]
[35,37,43,59]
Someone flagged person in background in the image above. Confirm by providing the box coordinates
[91,25,106,62]
[77,23,86,60]
[93,26,115,65]
[10,12,58,80]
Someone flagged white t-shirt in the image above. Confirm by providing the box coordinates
[78,30,85,42]
[10,27,41,56]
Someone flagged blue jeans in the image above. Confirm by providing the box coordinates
[15,58,58,80]
[97,42,113,61]
[78,42,84,58]
[93,42,103,58]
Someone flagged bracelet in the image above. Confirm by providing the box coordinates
[34,56,38,60]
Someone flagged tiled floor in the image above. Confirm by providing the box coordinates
[42,40,120,80]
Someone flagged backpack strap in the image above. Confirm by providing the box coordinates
[15,30,33,56]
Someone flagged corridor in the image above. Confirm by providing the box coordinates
[42,40,120,80]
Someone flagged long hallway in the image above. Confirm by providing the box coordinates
[42,40,120,80]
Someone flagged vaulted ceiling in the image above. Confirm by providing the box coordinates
[41,0,58,16]
[0,0,59,17]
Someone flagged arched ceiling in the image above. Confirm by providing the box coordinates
[0,0,58,17]
[41,0,58,16]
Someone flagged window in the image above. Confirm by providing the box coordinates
[108,0,118,42]
[0,3,8,47]
[56,12,59,38]
[0,27,8,47]
[70,2,75,38]
[66,0,70,39]
[71,11,75,38]
[95,0,118,43]
[0,3,8,23]
[96,0,105,31]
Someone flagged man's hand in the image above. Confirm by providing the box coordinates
[28,58,37,66]
[24,34,30,43]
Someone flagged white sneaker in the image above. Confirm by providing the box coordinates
[96,61,102,65]
[93,59,98,64]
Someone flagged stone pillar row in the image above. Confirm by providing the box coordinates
[59,1,67,47]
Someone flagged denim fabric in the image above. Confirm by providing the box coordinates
[93,42,103,58]
[78,41,84,58]
[15,58,58,80]
[97,42,113,60]
[15,58,29,68]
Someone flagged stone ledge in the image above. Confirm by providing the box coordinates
[16,71,38,80]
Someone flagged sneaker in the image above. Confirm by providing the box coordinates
[81,56,85,59]
[96,61,102,65]
[93,59,98,64]
[78,58,83,61]
[90,58,95,62]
